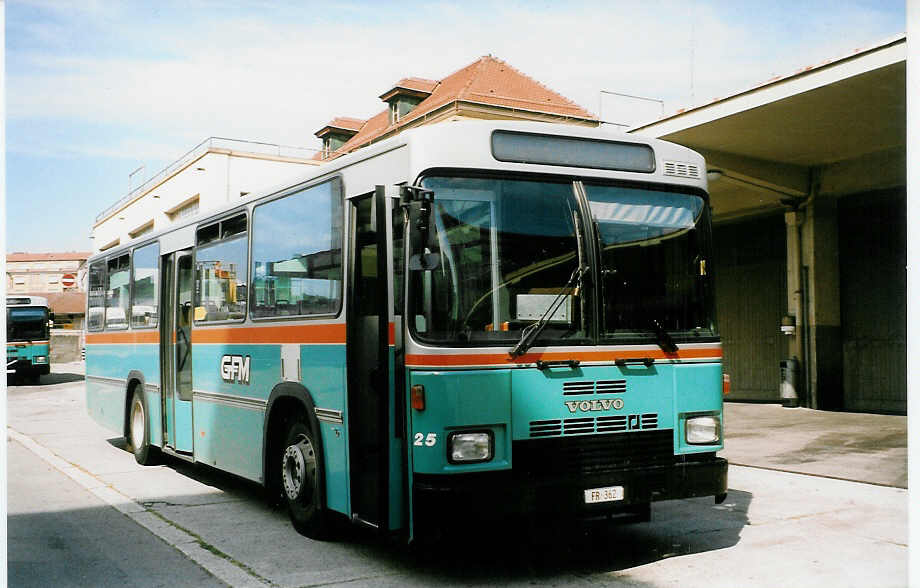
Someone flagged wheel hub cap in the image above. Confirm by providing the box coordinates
[282,436,315,502]
[131,401,145,448]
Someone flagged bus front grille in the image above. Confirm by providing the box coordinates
[513,429,675,478]
[529,413,658,437]
[562,379,626,395]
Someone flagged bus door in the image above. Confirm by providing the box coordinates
[346,187,391,531]
[160,249,195,454]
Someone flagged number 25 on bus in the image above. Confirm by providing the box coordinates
[86,121,727,540]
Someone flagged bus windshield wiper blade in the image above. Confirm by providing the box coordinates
[650,318,679,353]
[509,266,585,359]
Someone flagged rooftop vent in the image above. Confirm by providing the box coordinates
[663,160,700,179]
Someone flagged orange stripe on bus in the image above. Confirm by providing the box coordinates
[83,322,392,346]
[192,323,347,344]
[85,331,159,345]
[405,347,722,367]
[7,341,50,346]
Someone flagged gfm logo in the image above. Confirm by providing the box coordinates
[220,355,251,385]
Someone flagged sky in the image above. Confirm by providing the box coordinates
[4,0,906,253]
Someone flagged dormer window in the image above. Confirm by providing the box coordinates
[380,78,436,126]
[314,117,365,160]
[388,95,424,125]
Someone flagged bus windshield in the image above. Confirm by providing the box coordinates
[8,307,49,341]
[585,183,717,342]
[409,176,717,348]
[410,176,589,346]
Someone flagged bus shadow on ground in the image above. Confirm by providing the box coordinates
[7,372,85,387]
[107,442,752,583]
[357,491,753,582]
[105,439,270,500]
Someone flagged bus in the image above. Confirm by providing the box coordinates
[7,295,53,383]
[85,121,727,540]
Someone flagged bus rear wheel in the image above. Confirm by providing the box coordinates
[280,419,329,539]
[128,390,159,465]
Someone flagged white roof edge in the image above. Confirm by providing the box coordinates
[631,33,907,138]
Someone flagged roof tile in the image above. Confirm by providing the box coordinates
[323,55,596,160]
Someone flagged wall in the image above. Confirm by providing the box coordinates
[838,189,906,413]
[713,214,787,401]
[92,150,317,253]
[50,331,83,363]
[7,259,85,293]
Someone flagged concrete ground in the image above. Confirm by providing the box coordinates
[721,402,907,488]
[5,361,909,587]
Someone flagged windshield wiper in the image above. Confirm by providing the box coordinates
[649,318,679,353]
[509,265,586,359]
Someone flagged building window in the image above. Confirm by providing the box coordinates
[99,238,120,252]
[388,96,423,125]
[167,196,200,221]
[129,220,155,239]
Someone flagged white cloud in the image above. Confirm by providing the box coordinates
[7,0,904,158]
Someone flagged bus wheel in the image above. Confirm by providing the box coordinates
[128,390,159,465]
[281,419,328,539]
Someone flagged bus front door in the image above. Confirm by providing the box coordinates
[346,187,392,531]
[160,249,195,454]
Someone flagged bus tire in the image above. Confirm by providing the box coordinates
[128,389,159,465]
[280,418,329,539]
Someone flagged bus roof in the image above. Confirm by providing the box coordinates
[91,120,708,263]
[7,295,49,307]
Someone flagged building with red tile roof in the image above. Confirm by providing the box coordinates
[315,55,598,161]
[7,252,92,330]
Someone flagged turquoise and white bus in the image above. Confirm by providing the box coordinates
[7,295,53,382]
[86,121,727,539]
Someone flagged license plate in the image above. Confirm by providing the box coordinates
[584,485,624,504]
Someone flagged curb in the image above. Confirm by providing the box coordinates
[8,427,271,588]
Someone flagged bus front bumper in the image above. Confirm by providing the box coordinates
[413,455,728,523]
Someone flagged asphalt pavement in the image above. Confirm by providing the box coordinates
[7,438,227,587]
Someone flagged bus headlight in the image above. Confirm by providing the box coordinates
[686,415,721,445]
[448,431,493,463]
[33,356,48,364]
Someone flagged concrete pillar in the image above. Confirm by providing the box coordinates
[784,209,805,382]
[800,189,843,409]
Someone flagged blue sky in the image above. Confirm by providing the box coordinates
[5,0,906,252]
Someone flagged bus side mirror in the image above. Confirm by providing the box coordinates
[48,313,55,328]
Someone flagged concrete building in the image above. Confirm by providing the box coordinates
[91,138,320,254]
[634,35,906,414]
[6,251,91,330]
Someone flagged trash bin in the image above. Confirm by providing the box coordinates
[780,358,799,408]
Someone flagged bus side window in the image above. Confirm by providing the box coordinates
[105,254,131,330]
[87,261,106,331]
[195,213,248,323]
[250,178,343,319]
[131,242,160,328]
